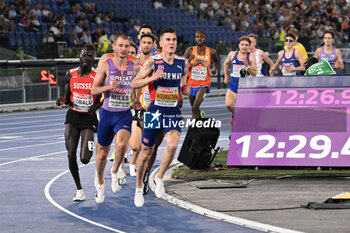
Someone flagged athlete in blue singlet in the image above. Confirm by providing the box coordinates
[270,33,305,76]
[224,36,256,126]
[131,27,189,207]
[91,33,139,204]
[314,30,344,71]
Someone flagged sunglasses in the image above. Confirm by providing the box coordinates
[285,39,294,43]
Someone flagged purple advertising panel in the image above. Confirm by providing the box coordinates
[228,87,350,167]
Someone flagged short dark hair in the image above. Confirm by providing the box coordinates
[285,33,296,40]
[130,41,138,52]
[238,36,251,44]
[196,30,206,37]
[140,33,157,43]
[139,24,153,33]
[159,27,176,39]
[323,30,334,38]
[80,44,95,56]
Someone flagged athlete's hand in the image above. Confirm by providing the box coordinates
[224,76,229,85]
[56,97,65,106]
[211,67,216,75]
[181,85,190,96]
[88,104,100,115]
[109,79,118,90]
[179,94,183,108]
[152,68,164,81]
[284,67,293,72]
[132,100,142,110]
[269,69,275,76]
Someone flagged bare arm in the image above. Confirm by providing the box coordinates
[246,53,257,77]
[313,48,321,59]
[210,48,219,74]
[224,52,234,84]
[131,58,162,89]
[183,47,193,60]
[269,51,283,76]
[56,70,72,106]
[261,50,274,67]
[335,49,344,69]
[293,50,306,72]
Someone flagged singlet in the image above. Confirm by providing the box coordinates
[148,54,185,109]
[251,49,264,77]
[319,46,337,69]
[102,58,134,112]
[107,53,134,62]
[280,49,300,76]
[69,67,97,113]
[188,46,211,87]
[230,51,250,78]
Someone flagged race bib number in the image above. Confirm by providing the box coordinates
[191,66,207,80]
[72,93,93,112]
[230,64,245,77]
[155,86,178,107]
[109,88,131,109]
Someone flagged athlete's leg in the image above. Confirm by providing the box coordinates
[136,144,154,188]
[147,130,165,172]
[96,143,111,185]
[65,123,82,190]
[129,120,142,175]
[156,130,180,179]
[192,87,208,119]
[79,129,94,165]
[111,129,130,176]
[225,89,237,115]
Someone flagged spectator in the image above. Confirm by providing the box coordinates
[49,22,60,38]
[42,31,55,43]
[75,19,83,34]
[154,0,164,9]
[42,4,51,17]
[109,29,119,43]
[81,30,92,45]
[92,27,101,47]
[57,22,65,41]
[69,27,82,46]
[97,29,110,55]
[28,14,41,32]
[30,3,42,17]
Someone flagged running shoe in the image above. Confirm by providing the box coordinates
[73,189,85,201]
[155,178,165,198]
[129,163,137,177]
[134,187,144,207]
[95,181,105,204]
[111,167,123,192]
[200,111,205,118]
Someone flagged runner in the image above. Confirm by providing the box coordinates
[269,33,306,77]
[56,44,100,201]
[184,30,219,119]
[313,30,344,71]
[91,33,138,204]
[129,33,157,177]
[248,33,274,77]
[131,27,189,207]
[224,36,256,126]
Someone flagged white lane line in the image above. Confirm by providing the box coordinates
[0,128,63,136]
[0,141,64,152]
[151,162,303,233]
[0,113,65,122]
[0,118,63,126]
[0,123,62,131]
[0,134,62,143]
[44,164,126,233]
[0,169,66,172]
[0,150,66,167]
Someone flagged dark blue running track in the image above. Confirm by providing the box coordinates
[0,97,261,233]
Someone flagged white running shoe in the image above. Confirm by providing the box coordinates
[134,187,144,207]
[73,189,85,201]
[155,178,165,198]
[129,164,137,177]
[111,167,123,193]
[95,181,105,204]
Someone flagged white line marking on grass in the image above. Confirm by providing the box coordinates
[44,164,126,233]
